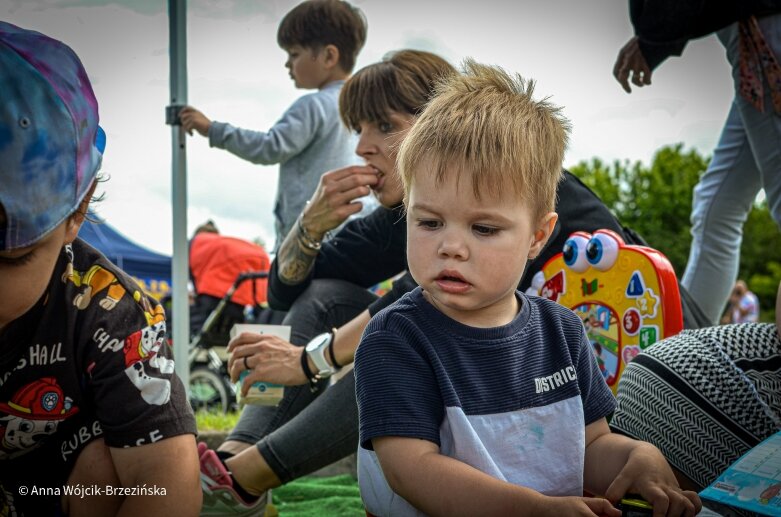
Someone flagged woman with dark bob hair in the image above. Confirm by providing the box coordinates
[198,49,633,514]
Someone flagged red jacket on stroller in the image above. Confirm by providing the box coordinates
[190,232,270,306]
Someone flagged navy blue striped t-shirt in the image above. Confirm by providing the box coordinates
[354,287,616,516]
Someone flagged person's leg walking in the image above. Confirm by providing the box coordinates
[682,101,762,325]
[681,18,781,324]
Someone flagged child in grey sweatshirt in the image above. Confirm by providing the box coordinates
[181,0,372,252]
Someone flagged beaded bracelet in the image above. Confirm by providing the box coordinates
[297,216,322,251]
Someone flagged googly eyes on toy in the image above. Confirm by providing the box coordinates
[586,232,620,271]
[563,233,590,273]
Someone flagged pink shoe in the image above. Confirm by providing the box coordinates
[198,442,268,516]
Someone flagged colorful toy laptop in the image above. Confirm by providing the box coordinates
[530,229,683,394]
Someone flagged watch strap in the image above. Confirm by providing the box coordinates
[327,330,342,370]
[300,347,319,391]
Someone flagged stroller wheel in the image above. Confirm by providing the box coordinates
[189,365,235,413]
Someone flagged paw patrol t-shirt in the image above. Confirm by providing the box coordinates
[0,238,195,514]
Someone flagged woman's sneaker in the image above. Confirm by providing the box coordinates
[199,442,275,516]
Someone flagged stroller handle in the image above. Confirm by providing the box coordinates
[235,271,269,283]
[191,270,269,349]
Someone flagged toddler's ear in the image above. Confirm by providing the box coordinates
[528,212,558,260]
[64,181,98,245]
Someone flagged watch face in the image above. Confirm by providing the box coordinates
[305,333,330,352]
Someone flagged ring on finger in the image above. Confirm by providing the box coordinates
[243,355,250,370]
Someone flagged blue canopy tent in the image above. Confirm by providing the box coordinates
[78,216,172,299]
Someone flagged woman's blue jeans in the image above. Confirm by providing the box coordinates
[682,14,781,324]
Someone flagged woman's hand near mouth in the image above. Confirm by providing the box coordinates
[301,165,379,239]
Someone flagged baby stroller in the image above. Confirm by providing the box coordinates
[164,271,274,413]
[190,270,275,413]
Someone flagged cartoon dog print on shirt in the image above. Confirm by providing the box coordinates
[122,322,174,406]
[0,378,78,460]
[62,262,127,311]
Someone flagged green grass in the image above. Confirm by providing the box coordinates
[194,409,241,432]
[272,475,364,517]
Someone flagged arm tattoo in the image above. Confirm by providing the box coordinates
[278,231,319,285]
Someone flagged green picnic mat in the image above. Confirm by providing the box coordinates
[271,475,364,517]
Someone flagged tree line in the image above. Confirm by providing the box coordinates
[569,144,780,322]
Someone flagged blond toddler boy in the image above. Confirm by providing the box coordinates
[354,61,702,517]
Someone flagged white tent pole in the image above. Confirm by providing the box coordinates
[167,0,189,389]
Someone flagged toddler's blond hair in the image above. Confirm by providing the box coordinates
[398,59,570,221]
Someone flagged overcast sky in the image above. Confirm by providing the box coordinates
[2,0,734,254]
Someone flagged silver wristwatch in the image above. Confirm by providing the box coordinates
[304,332,336,378]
